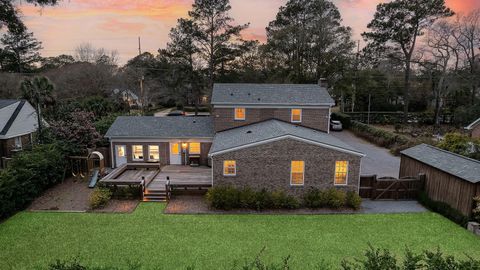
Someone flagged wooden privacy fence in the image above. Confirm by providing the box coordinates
[359,174,425,200]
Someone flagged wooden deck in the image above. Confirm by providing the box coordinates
[147,165,212,191]
[100,163,160,186]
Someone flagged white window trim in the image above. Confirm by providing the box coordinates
[290,161,305,186]
[132,145,144,161]
[189,142,201,155]
[334,161,349,186]
[234,107,246,121]
[223,160,237,176]
[14,136,22,149]
[148,145,159,161]
[291,109,302,123]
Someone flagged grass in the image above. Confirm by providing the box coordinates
[0,203,479,270]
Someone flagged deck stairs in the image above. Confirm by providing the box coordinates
[143,187,168,202]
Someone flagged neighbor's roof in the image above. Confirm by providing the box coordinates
[465,117,480,130]
[211,83,335,106]
[0,99,38,139]
[209,119,364,156]
[401,144,480,183]
[105,116,214,138]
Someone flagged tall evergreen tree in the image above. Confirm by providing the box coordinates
[1,25,43,72]
[188,0,249,89]
[362,0,454,122]
[0,0,58,32]
[266,0,354,83]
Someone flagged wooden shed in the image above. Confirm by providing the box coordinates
[400,144,480,217]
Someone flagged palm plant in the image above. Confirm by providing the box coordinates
[20,76,55,142]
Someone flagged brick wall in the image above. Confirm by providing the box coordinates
[111,141,212,167]
[472,125,480,139]
[0,133,33,158]
[213,107,330,132]
[212,138,361,197]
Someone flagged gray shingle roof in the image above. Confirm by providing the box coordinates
[209,120,364,156]
[105,116,214,138]
[0,99,19,110]
[401,144,480,183]
[211,83,335,106]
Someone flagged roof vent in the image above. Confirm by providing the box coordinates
[246,130,252,134]
[230,93,234,96]
[257,98,261,101]
[193,120,196,123]
[248,93,251,96]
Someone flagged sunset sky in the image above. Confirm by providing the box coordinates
[18,0,480,64]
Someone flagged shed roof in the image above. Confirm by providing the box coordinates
[465,117,480,130]
[401,144,480,183]
[0,99,38,139]
[0,99,18,109]
[211,83,335,106]
[209,119,364,156]
[105,116,214,138]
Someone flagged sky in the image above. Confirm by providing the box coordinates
[18,0,480,64]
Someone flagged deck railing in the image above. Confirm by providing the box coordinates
[165,180,171,201]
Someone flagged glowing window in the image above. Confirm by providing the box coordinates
[148,145,159,161]
[334,161,348,185]
[171,143,180,155]
[132,145,144,161]
[223,160,236,176]
[189,143,200,155]
[291,109,302,123]
[290,161,304,185]
[234,108,245,120]
[117,146,125,157]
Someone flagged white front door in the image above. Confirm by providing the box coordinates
[115,145,127,167]
[169,142,181,165]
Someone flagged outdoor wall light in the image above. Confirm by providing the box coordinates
[181,143,188,150]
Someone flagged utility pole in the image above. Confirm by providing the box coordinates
[351,40,360,112]
[367,93,371,125]
[138,36,142,55]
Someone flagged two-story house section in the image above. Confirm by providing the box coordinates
[211,84,335,133]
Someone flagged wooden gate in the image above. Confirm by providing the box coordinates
[359,174,425,200]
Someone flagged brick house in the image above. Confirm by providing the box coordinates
[465,117,480,139]
[105,83,364,197]
[0,100,38,168]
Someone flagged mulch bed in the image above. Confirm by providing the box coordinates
[164,195,358,215]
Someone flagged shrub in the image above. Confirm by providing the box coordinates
[346,191,362,210]
[271,190,300,209]
[418,192,469,227]
[325,188,346,209]
[254,189,274,210]
[473,196,480,222]
[331,112,351,129]
[303,188,328,208]
[89,188,112,209]
[238,187,256,208]
[438,133,480,161]
[206,186,239,210]
[0,143,66,220]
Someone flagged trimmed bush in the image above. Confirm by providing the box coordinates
[89,188,112,209]
[346,191,362,210]
[474,196,480,222]
[331,112,351,129]
[418,192,469,227]
[206,186,300,210]
[325,188,346,209]
[0,143,66,220]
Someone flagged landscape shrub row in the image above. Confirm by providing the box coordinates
[89,188,113,209]
[349,120,412,155]
[418,192,469,227]
[206,186,362,210]
[47,245,480,270]
[0,143,66,220]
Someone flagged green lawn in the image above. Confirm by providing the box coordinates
[0,203,479,270]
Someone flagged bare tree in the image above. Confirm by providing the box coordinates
[452,9,480,105]
[74,43,119,66]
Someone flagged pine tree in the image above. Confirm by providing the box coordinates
[1,26,43,72]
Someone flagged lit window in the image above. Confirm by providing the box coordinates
[223,160,236,176]
[189,142,200,155]
[171,143,180,155]
[148,145,159,161]
[132,145,144,161]
[117,146,125,157]
[290,161,304,185]
[234,108,245,120]
[334,161,348,185]
[291,109,302,123]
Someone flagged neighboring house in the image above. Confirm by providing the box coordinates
[112,88,142,107]
[105,116,214,168]
[400,144,480,217]
[0,99,38,168]
[105,83,364,197]
[465,117,480,139]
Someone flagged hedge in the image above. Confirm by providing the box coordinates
[331,112,351,129]
[206,186,362,211]
[418,192,469,227]
[0,143,66,220]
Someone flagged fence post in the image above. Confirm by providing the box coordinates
[418,173,426,197]
[372,175,377,200]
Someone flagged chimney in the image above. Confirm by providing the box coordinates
[318,78,328,88]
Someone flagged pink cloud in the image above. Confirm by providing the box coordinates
[99,18,146,33]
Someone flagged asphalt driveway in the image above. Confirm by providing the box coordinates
[331,130,400,177]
